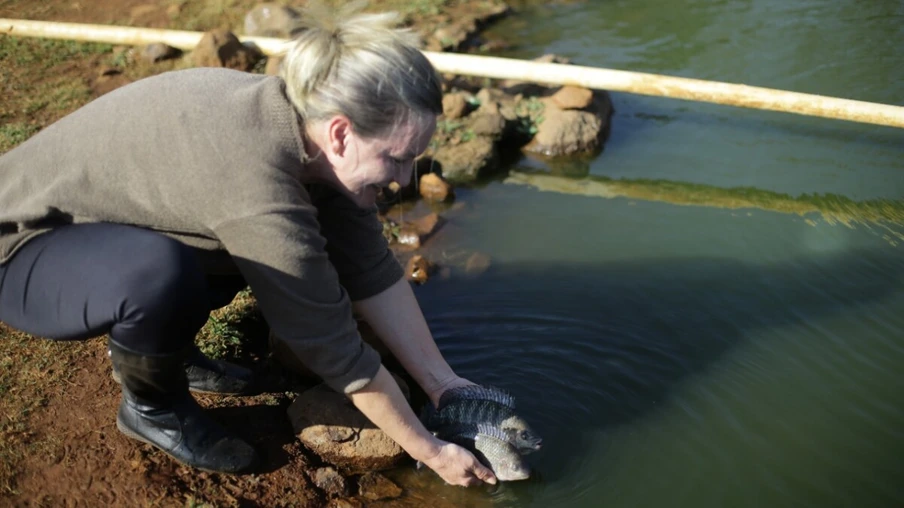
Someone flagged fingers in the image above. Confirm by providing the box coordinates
[472,463,498,485]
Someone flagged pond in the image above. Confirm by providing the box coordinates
[392,0,904,506]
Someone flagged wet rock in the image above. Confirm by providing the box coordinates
[287,383,410,474]
[430,137,497,183]
[244,3,304,38]
[442,93,470,120]
[313,467,349,497]
[551,85,594,110]
[357,472,403,501]
[419,173,453,202]
[140,43,181,63]
[405,255,431,285]
[523,98,607,156]
[395,227,421,248]
[408,213,442,238]
[193,29,262,72]
[265,55,284,76]
[465,252,492,275]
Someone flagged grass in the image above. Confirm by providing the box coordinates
[0,35,115,153]
[195,288,266,361]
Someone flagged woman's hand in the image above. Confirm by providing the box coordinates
[420,439,498,487]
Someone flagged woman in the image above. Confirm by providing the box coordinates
[0,7,497,486]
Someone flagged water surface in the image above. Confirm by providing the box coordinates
[394,1,904,506]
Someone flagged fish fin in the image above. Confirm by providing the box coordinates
[474,422,513,443]
[439,385,517,409]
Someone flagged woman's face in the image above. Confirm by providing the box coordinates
[314,112,436,208]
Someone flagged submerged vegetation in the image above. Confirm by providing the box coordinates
[505,172,904,245]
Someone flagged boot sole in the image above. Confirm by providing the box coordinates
[111,370,250,396]
[116,417,242,475]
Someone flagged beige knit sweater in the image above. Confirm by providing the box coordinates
[0,68,402,394]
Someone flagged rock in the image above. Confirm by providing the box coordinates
[432,21,474,51]
[475,88,519,121]
[501,54,572,94]
[405,255,431,285]
[265,55,284,76]
[140,43,181,63]
[357,472,403,501]
[244,3,304,38]
[523,98,606,156]
[408,213,441,238]
[313,467,348,497]
[534,53,572,65]
[193,29,262,72]
[551,85,594,110]
[419,173,453,202]
[395,227,420,248]
[430,137,497,184]
[328,499,362,508]
[465,252,491,275]
[288,383,410,474]
[467,112,506,138]
[442,93,470,119]
[97,67,121,77]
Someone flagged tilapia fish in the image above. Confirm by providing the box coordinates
[423,385,543,454]
[436,422,531,482]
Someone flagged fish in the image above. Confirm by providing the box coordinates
[438,384,516,410]
[435,422,532,482]
[422,396,543,454]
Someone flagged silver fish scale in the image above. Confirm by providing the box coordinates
[439,423,531,481]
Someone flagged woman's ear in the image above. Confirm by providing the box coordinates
[325,115,353,157]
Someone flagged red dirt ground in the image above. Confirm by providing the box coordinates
[0,1,421,506]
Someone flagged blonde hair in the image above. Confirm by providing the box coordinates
[279,2,443,138]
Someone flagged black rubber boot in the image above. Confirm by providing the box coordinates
[111,345,256,395]
[109,341,259,474]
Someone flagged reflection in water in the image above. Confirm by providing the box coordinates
[504,171,904,245]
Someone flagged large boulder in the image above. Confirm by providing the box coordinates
[288,381,411,474]
[523,91,614,156]
[193,29,262,71]
[430,136,498,183]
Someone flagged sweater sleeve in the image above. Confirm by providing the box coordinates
[307,184,404,301]
[213,208,382,394]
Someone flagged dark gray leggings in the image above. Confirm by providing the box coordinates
[0,223,246,354]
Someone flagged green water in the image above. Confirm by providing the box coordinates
[395,0,904,506]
